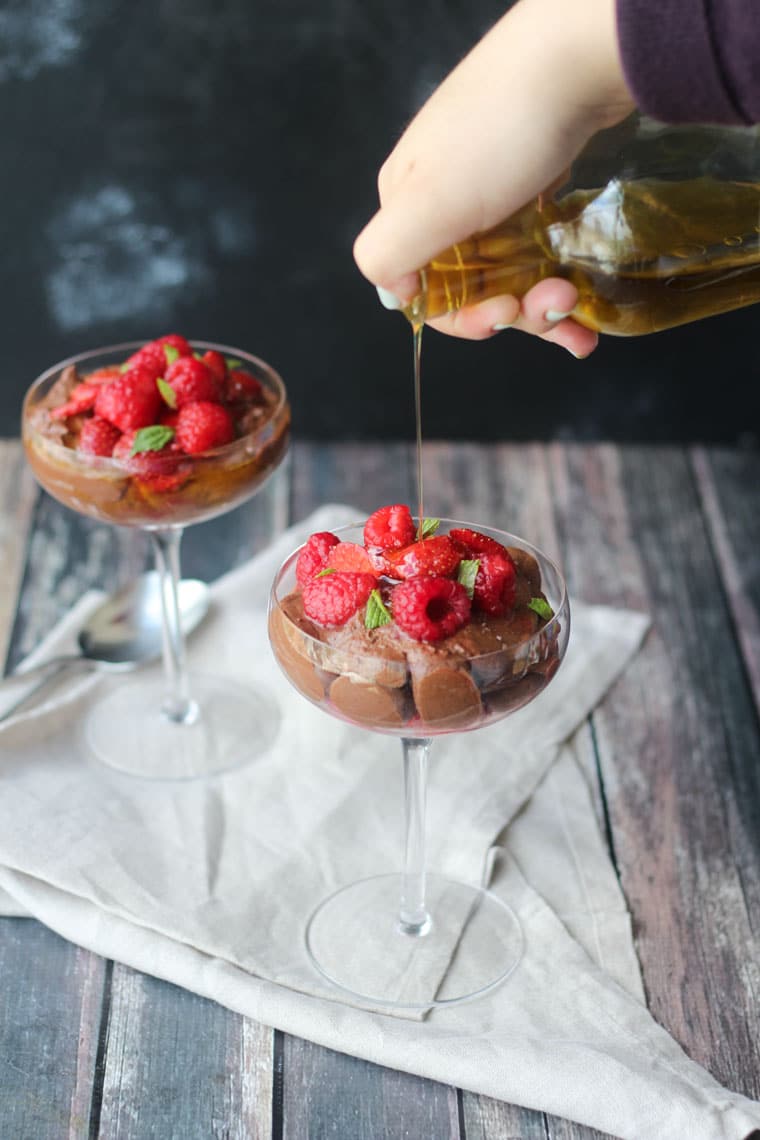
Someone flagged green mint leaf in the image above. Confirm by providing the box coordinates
[420,517,440,539]
[528,596,554,621]
[457,558,480,599]
[225,357,243,370]
[163,344,180,366]
[365,588,391,629]
[193,351,204,361]
[315,567,336,578]
[130,425,175,456]
[119,362,130,373]
[156,378,177,408]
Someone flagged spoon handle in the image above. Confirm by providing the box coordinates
[0,657,89,723]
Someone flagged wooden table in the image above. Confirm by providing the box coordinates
[1,439,759,1140]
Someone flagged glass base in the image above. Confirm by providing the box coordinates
[84,671,279,780]
[306,873,523,1010]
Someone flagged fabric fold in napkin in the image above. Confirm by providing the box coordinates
[1,505,759,1140]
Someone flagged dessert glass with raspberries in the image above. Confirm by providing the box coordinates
[269,504,570,1008]
[23,336,290,780]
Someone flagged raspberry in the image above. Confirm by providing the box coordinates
[392,577,471,642]
[449,527,510,560]
[225,368,263,404]
[386,535,461,579]
[295,531,340,587]
[125,342,168,380]
[302,571,376,626]
[325,541,379,576]
[78,416,121,456]
[51,382,98,419]
[174,400,235,454]
[156,333,192,356]
[165,356,220,407]
[112,430,188,491]
[201,350,227,384]
[472,552,517,616]
[94,367,162,431]
[159,409,179,429]
[363,504,416,551]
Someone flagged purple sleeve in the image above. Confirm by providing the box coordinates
[616,0,760,124]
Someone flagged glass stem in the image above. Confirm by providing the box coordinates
[150,527,197,725]
[399,737,432,937]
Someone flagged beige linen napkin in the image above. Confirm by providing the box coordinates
[1,505,758,1139]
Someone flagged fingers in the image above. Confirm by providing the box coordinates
[422,279,599,357]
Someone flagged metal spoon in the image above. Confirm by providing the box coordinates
[0,573,210,723]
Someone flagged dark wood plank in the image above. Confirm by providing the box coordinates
[0,920,106,1140]
[550,443,760,1100]
[281,1039,460,1140]
[692,447,760,721]
[97,966,273,1140]
[0,441,37,670]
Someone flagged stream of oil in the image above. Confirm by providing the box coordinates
[412,320,424,535]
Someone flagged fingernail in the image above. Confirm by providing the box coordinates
[567,348,589,360]
[377,286,402,310]
[492,322,515,331]
[545,309,573,322]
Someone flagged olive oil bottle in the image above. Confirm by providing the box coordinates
[401,118,760,335]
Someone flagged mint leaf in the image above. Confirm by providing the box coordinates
[365,588,391,629]
[119,362,130,373]
[528,596,554,621]
[457,558,480,598]
[315,567,336,578]
[130,425,175,456]
[156,378,177,408]
[163,344,180,366]
[193,351,205,361]
[225,357,243,370]
[420,517,440,539]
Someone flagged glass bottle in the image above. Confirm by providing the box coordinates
[396,115,760,336]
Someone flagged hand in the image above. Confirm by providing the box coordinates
[354,0,634,354]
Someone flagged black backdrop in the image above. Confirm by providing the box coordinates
[1,0,758,443]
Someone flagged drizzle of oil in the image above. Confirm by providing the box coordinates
[412,318,424,537]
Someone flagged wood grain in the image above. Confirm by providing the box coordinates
[550,444,760,1099]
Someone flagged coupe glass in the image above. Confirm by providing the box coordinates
[269,520,570,1009]
[23,340,290,780]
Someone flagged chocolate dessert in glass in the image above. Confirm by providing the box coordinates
[23,335,290,779]
[269,506,569,1008]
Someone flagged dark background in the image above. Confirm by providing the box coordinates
[1,0,758,444]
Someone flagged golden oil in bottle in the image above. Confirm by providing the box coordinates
[406,176,760,335]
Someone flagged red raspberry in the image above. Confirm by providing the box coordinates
[449,527,510,560]
[392,577,471,642]
[174,401,235,454]
[201,350,227,384]
[78,416,121,457]
[94,367,162,431]
[225,368,263,404]
[302,571,376,627]
[112,430,188,491]
[165,356,220,407]
[156,333,192,356]
[125,342,168,380]
[325,541,379,576]
[363,504,416,551]
[386,535,461,579]
[51,382,98,419]
[472,552,517,616]
[295,531,340,587]
[159,409,179,429]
